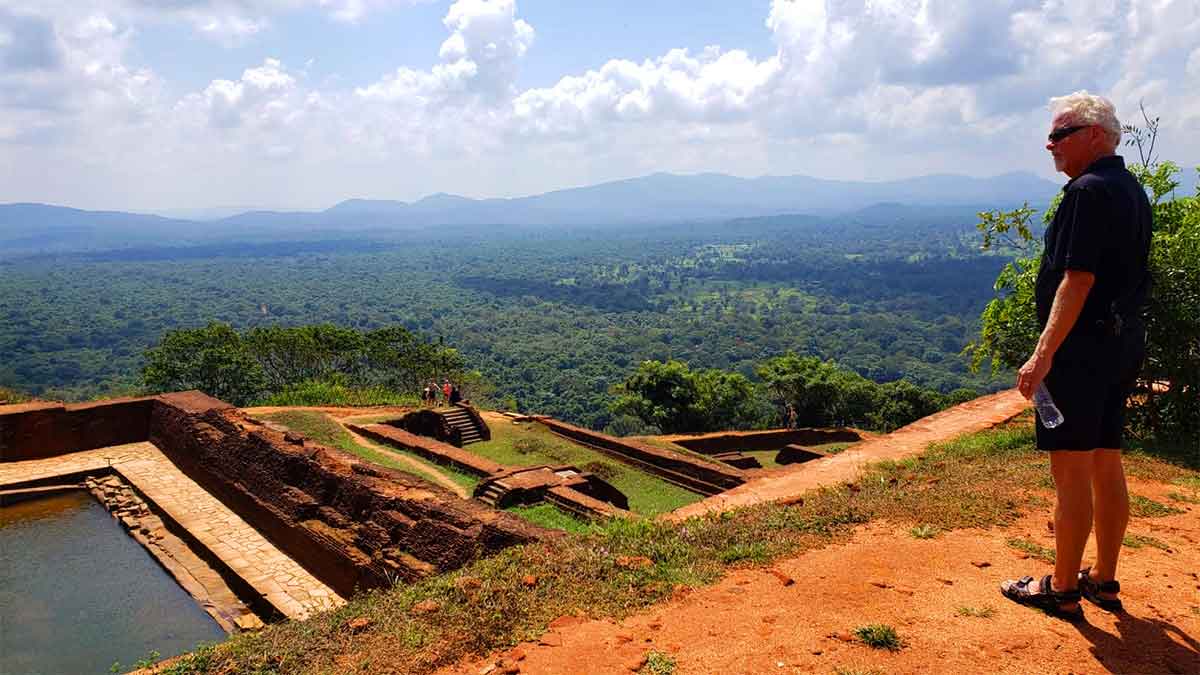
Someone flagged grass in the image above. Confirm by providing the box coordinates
[853,624,904,651]
[908,524,939,539]
[505,503,592,534]
[1122,534,1171,551]
[1129,494,1185,517]
[955,605,996,618]
[717,541,771,564]
[1167,491,1200,504]
[255,411,479,492]
[0,386,31,404]
[466,422,703,515]
[156,422,1200,675]
[1006,537,1056,563]
[641,650,677,675]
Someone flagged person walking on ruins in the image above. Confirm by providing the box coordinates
[1000,91,1152,620]
[443,380,453,406]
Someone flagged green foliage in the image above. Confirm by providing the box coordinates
[1005,537,1055,563]
[0,386,31,404]
[0,206,1007,426]
[260,375,420,407]
[964,201,1048,373]
[611,359,762,433]
[955,605,996,618]
[143,321,461,407]
[852,624,904,651]
[142,321,267,406]
[1129,494,1184,517]
[908,524,939,539]
[504,504,592,534]
[641,651,678,675]
[756,353,958,431]
[1132,187,1200,441]
[1122,534,1170,551]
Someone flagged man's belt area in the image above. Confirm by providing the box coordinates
[1073,313,1141,338]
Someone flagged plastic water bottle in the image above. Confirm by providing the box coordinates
[1034,382,1064,428]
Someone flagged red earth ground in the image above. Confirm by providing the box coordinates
[445,474,1199,675]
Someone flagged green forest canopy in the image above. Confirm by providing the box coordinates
[0,205,1012,428]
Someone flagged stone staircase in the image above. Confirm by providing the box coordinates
[475,480,508,507]
[441,405,485,446]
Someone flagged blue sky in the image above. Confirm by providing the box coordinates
[1,1,1197,211]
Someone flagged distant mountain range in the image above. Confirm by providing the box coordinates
[1,171,1065,256]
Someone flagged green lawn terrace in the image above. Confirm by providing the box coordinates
[348,409,712,522]
[252,405,867,533]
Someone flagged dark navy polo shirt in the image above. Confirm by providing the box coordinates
[1035,155,1152,331]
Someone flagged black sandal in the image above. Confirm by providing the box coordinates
[1078,567,1123,612]
[1000,574,1084,621]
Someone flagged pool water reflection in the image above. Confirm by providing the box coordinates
[0,491,225,674]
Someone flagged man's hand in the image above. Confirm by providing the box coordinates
[1017,352,1052,399]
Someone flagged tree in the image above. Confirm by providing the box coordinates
[610,359,759,433]
[142,322,266,405]
[756,353,875,427]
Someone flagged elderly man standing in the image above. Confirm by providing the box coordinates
[1000,91,1152,620]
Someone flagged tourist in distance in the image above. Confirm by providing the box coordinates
[1000,91,1152,620]
[442,379,453,405]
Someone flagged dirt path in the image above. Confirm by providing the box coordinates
[447,475,1199,675]
[340,423,472,499]
[669,389,1029,521]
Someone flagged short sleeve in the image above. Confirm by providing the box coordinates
[1057,186,1105,273]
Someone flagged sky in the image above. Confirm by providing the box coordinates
[1,0,1198,211]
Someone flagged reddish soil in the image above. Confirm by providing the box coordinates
[446,475,1199,674]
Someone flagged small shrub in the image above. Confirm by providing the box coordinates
[853,624,904,651]
[909,524,939,539]
[513,437,547,455]
[955,605,996,618]
[1167,491,1200,504]
[641,650,677,675]
[1130,495,1185,517]
[581,460,618,481]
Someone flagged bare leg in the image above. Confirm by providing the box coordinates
[1050,451,1095,602]
[1089,448,1128,595]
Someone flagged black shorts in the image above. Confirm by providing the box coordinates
[1036,328,1145,451]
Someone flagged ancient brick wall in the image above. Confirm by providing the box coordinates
[150,393,546,597]
[349,423,504,476]
[670,428,862,454]
[536,418,746,495]
[0,398,155,461]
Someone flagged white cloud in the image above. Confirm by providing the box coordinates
[3,0,1199,210]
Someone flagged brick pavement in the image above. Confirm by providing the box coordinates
[668,389,1030,521]
[0,442,343,620]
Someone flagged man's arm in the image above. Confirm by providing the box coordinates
[1017,269,1096,398]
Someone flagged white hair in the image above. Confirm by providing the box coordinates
[1049,90,1121,149]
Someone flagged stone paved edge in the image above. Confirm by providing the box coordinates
[0,442,343,621]
[666,390,1030,521]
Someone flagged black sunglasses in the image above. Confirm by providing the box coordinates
[1048,125,1090,143]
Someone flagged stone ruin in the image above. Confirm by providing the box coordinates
[0,392,548,608]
